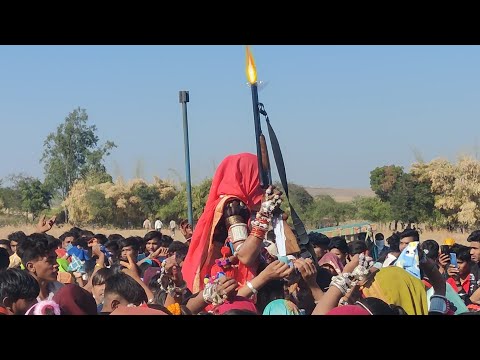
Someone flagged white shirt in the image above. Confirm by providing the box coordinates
[169,220,176,229]
[154,220,163,230]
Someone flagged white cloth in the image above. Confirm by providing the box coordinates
[169,220,176,229]
[382,253,398,267]
[154,220,163,231]
[37,281,64,302]
[272,215,286,257]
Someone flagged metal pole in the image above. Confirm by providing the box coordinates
[179,91,194,228]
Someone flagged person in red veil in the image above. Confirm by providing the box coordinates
[182,153,282,294]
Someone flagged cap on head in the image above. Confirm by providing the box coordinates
[444,238,455,246]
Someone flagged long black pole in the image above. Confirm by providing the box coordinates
[250,83,270,188]
[179,91,194,228]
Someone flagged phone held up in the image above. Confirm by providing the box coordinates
[440,245,450,256]
[449,253,458,268]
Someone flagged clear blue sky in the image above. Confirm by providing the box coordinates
[1,45,480,188]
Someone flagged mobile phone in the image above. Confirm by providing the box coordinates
[449,253,458,268]
[300,249,313,260]
[440,245,450,255]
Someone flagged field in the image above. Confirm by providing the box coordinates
[304,187,374,203]
[0,225,187,242]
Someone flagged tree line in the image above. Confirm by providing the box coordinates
[1,107,480,231]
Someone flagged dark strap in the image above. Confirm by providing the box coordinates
[258,103,316,260]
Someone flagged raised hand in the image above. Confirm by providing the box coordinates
[293,257,317,287]
[216,276,238,302]
[120,253,140,279]
[262,259,293,281]
[438,253,450,268]
[36,214,56,233]
[163,254,184,286]
[259,185,283,216]
[447,265,460,279]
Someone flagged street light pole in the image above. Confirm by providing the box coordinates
[179,91,194,228]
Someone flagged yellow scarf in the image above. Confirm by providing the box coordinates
[362,266,428,315]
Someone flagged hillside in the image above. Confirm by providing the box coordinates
[304,187,374,203]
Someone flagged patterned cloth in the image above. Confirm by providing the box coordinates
[67,247,90,273]
[395,241,420,279]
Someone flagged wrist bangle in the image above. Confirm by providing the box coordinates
[246,281,258,295]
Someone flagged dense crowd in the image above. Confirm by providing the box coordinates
[0,153,477,315]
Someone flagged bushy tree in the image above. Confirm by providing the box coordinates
[41,107,116,221]
[412,156,480,228]
[370,165,404,202]
[353,196,392,224]
[17,177,52,220]
[389,173,434,226]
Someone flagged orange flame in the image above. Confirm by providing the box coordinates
[245,45,257,84]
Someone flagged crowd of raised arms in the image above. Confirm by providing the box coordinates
[0,153,479,316]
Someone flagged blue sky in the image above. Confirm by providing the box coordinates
[1,45,479,188]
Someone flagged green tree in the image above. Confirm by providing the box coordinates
[41,107,116,201]
[306,195,357,228]
[157,178,212,223]
[0,187,22,213]
[132,183,162,219]
[17,177,52,221]
[280,182,314,213]
[274,182,314,223]
[85,189,114,225]
[330,202,357,226]
[370,165,404,202]
[353,196,392,224]
[389,173,434,226]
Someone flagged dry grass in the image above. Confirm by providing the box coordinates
[0,225,186,242]
[377,225,470,246]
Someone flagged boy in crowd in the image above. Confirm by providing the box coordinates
[16,234,64,301]
[0,268,40,315]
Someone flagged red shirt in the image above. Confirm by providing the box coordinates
[447,276,470,294]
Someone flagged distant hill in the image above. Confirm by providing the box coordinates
[304,187,375,203]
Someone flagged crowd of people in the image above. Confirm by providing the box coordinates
[0,152,478,315]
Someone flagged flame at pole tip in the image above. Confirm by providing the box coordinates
[245,45,257,85]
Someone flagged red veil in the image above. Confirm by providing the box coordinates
[182,153,264,293]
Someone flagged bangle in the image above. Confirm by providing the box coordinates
[246,281,258,295]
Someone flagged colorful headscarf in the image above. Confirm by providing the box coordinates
[395,241,420,279]
[110,304,168,315]
[182,153,264,293]
[362,266,428,315]
[318,252,344,275]
[326,305,371,315]
[214,296,258,315]
[263,299,301,315]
